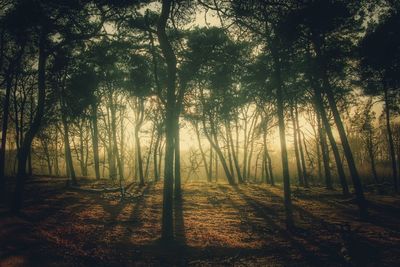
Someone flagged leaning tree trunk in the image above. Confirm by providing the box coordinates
[313,88,349,195]
[315,43,368,217]
[12,29,47,212]
[194,122,211,181]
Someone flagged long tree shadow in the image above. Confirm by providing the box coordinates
[242,185,383,266]
[233,186,343,266]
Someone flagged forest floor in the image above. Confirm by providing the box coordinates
[1,176,400,267]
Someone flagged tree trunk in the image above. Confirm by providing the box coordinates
[145,123,156,180]
[315,43,368,217]
[91,103,101,179]
[316,110,333,189]
[270,39,293,228]
[174,117,181,198]
[157,0,176,241]
[12,29,47,212]
[227,121,243,183]
[383,85,398,192]
[202,117,235,184]
[0,74,12,199]
[290,105,304,186]
[62,112,76,185]
[153,128,160,182]
[194,122,211,181]
[295,106,309,187]
[313,87,349,194]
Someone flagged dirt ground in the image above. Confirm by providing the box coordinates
[1,176,400,266]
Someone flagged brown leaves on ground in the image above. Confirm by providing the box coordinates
[1,177,400,266]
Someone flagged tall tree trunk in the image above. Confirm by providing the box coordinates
[367,132,379,184]
[174,117,181,199]
[153,129,160,182]
[262,130,270,184]
[110,96,124,194]
[319,115,333,190]
[62,112,76,185]
[134,98,145,186]
[295,106,309,187]
[145,123,156,180]
[194,122,210,181]
[290,105,304,186]
[54,127,60,176]
[78,122,87,176]
[12,29,47,212]
[313,87,349,194]
[383,85,398,192]
[265,143,274,186]
[202,117,234,184]
[270,39,293,228]
[157,0,176,241]
[315,43,368,217]
[0,74,12,199]
[227,121,243,183]
[91,103,100,179]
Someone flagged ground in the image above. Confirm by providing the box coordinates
[1,177,400,266]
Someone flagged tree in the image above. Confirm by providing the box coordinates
[359,10,400,192]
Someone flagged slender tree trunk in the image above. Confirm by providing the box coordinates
[315,43,367,217]
[153,128,160,182]
[194,122,210,181]
[78,122,87,176]
[0,75,12,199]
[313,88,349,194]
[266,144,274,186]
[367,133,379,184]
[270,40,293,228]
[174,117,181,198]
[295,106,309,187]
[202,117,234,184]
[109,96,124,195]
[91,103,100,179]
[383,85,398,192]
[318,113,333,189]
[291,105,304,186]
[12,29,47,212]
[145,123,156,180]
[227,121,243,183]
[62,113,76,185]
